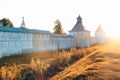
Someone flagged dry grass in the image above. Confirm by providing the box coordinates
[51,40,120,80]
[0,45,101,79]
[0,51,59,66]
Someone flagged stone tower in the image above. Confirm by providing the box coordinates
[69,15,90,47]
[95,25,105,44]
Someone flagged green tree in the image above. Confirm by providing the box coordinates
[53,20,64,34]
[0,18,14,27]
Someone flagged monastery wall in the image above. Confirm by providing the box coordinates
[50,34,74,50]
[0,26,104,57]
[0,15,105,57]
[90,37,98,45]
[95,32,105,44]
[0,27,75,56]
[0,31,33,56]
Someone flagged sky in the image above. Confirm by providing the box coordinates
[0,0,120,37]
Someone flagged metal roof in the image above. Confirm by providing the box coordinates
[0,26,50,34]
[70,15,85,32]
[77,15,82,19]
[70,22,85,31]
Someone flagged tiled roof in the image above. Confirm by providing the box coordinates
[0,26,50,33]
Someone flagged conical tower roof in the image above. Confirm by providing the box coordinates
[96,25,104,32]
[70,15,85,32]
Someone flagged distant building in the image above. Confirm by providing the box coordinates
[0,15,105,56]
[95,25,105,44]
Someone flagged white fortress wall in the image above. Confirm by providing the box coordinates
[32,31,51,52]
[0,26,75,56]
[0,25,105,56]
[0,31,33,56]
[50,34,74,50]
[95,32,105,44]
[90,37,97,45]
[0,15,106,57]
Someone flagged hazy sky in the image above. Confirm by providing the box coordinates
[0,0,120,37]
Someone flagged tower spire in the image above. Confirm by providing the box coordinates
[77,15,82,23]
[70,14,85,31]
[21,17,26,28]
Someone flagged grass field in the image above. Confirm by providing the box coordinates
[0,44,102,80]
